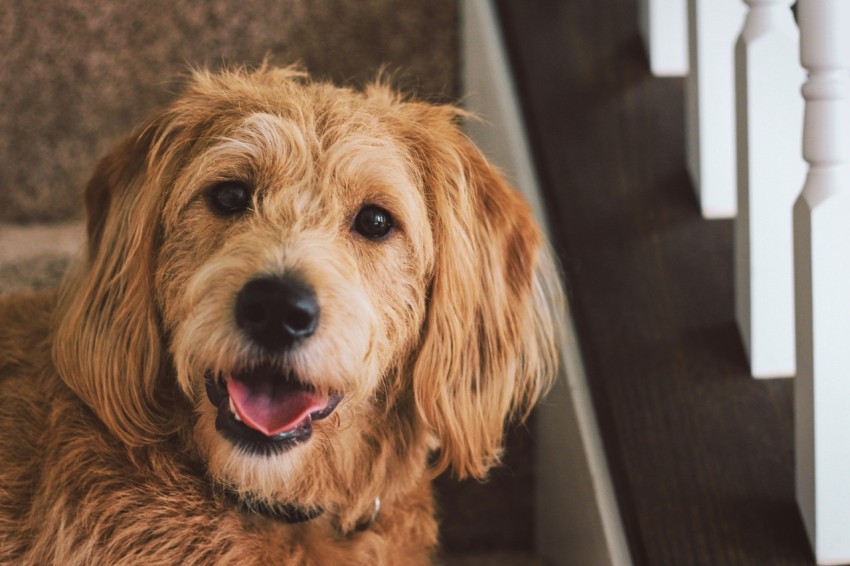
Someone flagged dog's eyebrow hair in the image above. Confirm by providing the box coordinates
[158,108,429,247]
[161,112,321,226]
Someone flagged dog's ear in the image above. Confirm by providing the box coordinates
[53,115,177,446]
[406,106,562,480]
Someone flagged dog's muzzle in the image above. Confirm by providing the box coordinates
[204,274,339,454]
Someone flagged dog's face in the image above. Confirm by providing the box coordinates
[53,68,560,516]
[157,89,437,506]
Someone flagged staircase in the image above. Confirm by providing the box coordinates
[495,0,817,563]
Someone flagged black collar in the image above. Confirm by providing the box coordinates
[222,487,381,532]
[223,488,325,524]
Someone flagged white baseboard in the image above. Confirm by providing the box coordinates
[460,2,632,565]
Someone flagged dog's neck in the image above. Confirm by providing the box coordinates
[222,487,381,533]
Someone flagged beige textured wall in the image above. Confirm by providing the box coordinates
[0,0,458,222]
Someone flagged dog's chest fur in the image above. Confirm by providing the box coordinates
[0,292,437,565]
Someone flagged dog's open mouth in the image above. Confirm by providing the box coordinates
[204,364,341,454]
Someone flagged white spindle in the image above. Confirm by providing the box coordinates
[685,0,747,218]
[638,0,689,76]
[734,0,805,378]
[794,0,850,563]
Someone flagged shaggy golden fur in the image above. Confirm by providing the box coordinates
[0,67,563,565]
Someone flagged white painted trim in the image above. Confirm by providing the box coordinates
[460,2,632,565]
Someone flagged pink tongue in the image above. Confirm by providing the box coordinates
[226,377,329,437]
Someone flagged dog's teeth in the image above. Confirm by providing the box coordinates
[228,397,241,422]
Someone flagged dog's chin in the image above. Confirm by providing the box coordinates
[204,366,342,457]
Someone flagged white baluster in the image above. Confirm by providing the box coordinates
[685,0,747,218]
[734,0,805,378]
[638,0,690,76]
[795,0,850,563]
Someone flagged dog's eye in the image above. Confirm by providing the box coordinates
[208,181,252,216]
[354,205,394,240]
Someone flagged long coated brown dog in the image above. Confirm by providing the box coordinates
[0,66,563,565]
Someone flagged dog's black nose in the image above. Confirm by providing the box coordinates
[235,276,320,351]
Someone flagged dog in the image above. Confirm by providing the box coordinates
[0,66,563,564]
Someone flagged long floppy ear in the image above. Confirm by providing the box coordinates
[53,116,176,447]
[408,106,563,480]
